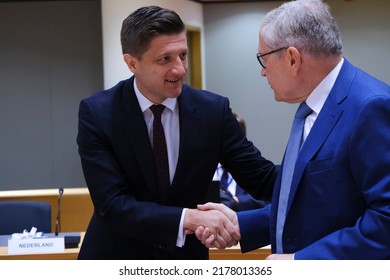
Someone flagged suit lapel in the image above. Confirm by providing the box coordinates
[116,81,201,201]
[115,77,159,201]
[170,87,200,191]
[286,59,356,211]
[287,100,342,208]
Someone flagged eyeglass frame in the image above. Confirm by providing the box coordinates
[256,46,288,69]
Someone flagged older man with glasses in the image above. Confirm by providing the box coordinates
[196,0,390,260]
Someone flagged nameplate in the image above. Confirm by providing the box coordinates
[8,237,65,255]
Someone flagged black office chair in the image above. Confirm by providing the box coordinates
[0,200,52,235]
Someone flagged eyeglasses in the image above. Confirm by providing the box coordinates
[256,47,288,69]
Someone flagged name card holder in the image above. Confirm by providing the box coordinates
[8,237,65,255]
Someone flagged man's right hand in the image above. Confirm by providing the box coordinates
[184,204,240,249]
[194,202,240,249]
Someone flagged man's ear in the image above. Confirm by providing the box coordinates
[123,54,137,73]
[287,47,302,74]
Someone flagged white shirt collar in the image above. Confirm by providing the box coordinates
[306,58,344,114]
[133,78,177,113]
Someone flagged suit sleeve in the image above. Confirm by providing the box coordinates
[238,205,271,253]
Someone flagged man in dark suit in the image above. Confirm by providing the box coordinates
[76,5,277,260]
[196,0,390,259]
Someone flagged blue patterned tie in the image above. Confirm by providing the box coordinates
[276,102,312,253]
[150,105,170,204]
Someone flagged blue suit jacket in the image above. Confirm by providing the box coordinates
[238,59,390,259]
[77,76,277,259]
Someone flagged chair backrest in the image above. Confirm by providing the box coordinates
[0,200,52,235]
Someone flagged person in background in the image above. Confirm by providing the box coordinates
[76,5,277,260]
[214,112,270,211]
[196,0,390,259]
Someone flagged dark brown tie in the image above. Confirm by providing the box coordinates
[150,105,170,203]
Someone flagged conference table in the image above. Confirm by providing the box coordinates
[0,188,272,259]
[0,246,80,260]
[0,232,271,260]
[0,232,82,260]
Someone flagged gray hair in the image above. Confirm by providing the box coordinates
[260,0,343,57]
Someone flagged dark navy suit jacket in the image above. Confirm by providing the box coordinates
[238,59,390,259]
[235,185,269,211]
[77,76,277,259]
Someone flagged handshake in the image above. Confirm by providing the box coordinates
[185,203,292,260]
[184,202,240,250]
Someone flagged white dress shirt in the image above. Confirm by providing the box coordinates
[133,79,186,247]
[304,58,344,139]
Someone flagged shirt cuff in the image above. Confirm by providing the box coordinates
[176,208,187,247]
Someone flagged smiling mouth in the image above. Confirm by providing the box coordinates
[166,78,180,83]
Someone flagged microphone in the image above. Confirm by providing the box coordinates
[53,187,81,248]
[55,187,64,236]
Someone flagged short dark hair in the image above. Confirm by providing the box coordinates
[120,6,186,59]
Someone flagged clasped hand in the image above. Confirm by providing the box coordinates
[185,203,294,260]
[184,202,240,249]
